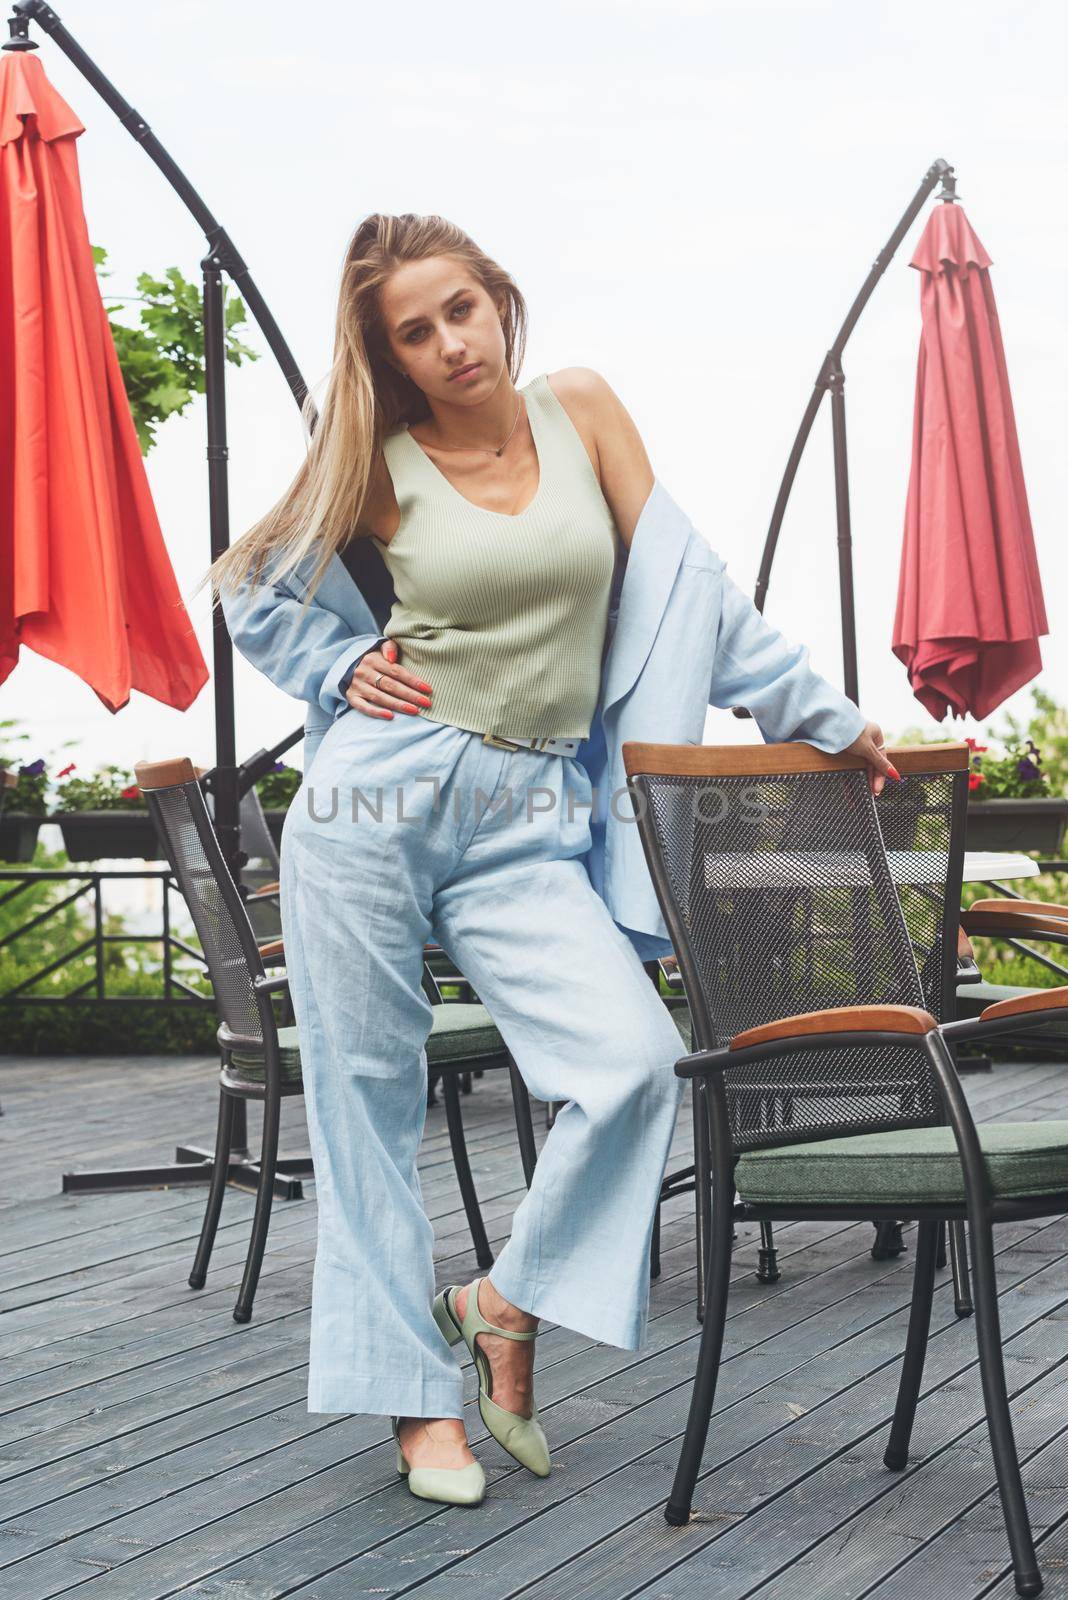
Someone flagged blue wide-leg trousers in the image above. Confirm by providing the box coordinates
[279,708,686,1419]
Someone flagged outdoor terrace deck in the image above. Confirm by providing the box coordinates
[1,1049,1068,1599]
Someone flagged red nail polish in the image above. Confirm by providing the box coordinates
[888,763,901,782]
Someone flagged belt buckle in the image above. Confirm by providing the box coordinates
[482,732,522,752]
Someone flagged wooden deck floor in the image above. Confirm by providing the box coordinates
[2,1049,1068,1599]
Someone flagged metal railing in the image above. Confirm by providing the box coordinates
[0,867,212,1006]
[979,862,1068,983]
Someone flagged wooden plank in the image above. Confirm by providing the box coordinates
[4,1209,1061,1600]
[0,1054,1065,1600]
[197,1224,1068,1600]
[0,1215,840,1525]
[479,1255,1068,1600]
[29,1216,1061,1593]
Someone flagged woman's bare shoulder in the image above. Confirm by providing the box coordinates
[544,367,606,476]
[545,368,653,551]
[545,366,610,417]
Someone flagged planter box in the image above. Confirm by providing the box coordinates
[55,809,166,862]
[264,809,287,851]
[0,812,44,863]
[965,798,1068,855]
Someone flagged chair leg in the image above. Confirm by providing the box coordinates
[233,1084,281,1324]
[508,1058,538,1188]
[949,1220,974,1318]
[884,1219,939,1469]
[692,1079,713,1324]
[872,1219,907,1259]
[935,1221,948,1269]
[189,1090,235,1290]
[757,1220,780,1284]
[650,1200,662,1281]
[666,1165,734,1524]
[970,1216,1042,1596]
[443,1071,494,1269]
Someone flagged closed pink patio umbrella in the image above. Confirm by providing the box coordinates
[892,203,1047,722]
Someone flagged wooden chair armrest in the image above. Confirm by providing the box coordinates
[258,938,284,960]
[962,899,1068,940]
[979,986,1068,1024]
[250,881,280,898]
[730,1004,938,1053]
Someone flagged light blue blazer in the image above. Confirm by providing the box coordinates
[222,478,867,961]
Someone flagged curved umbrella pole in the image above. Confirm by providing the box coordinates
[7,2,311,414]
[739,155,957,712]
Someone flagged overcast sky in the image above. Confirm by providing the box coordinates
[5,0,1065,780]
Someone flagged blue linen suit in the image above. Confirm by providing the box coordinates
[222,478,867,1418]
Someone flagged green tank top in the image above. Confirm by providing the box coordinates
[372,373,619,740]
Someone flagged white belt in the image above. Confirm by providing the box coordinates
[481,731,582,758]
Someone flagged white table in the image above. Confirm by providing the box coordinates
[963,852,1040,884]
[701,849,1040,892]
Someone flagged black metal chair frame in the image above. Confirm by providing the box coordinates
[748,777,983,1313]
[624,738,1068,1598]
[137,758,540,1324]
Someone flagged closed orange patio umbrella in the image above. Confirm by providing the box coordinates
[0,49,207,712]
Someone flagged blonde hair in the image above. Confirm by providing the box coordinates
[202,212,528,606]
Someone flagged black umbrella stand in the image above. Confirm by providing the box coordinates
[5,0,398,1196]
[734,158,964,1265]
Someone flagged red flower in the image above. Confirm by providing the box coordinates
[120,784,140,800]
[968,771,985,791]
[964,738,988,753]
[57,762,77,777]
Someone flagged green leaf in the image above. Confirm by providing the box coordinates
[94,245,259,454]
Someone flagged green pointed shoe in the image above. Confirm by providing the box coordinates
[391,1416,486,1506]
[433,1278,551,1478]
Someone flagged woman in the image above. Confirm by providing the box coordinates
[209,212,891,1508]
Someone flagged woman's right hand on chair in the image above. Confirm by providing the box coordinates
[345,640,433,719]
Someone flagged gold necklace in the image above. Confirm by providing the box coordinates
[414,394,524,458]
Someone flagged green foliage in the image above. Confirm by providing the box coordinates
[969,737,1047,800]
[52,764,144,813]
[0,722,49,814]
[893,688,1064,799]
[93,244,258,455]
[4,995,219,1056]
[987,688,1068,797]
[254,762,302,810]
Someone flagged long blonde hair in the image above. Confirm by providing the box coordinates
[203,213,529,606]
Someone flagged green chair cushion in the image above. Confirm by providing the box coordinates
[227,1002,506,1082]
[736,1121,1068,1207]
[229,1024,303,1083]
[423,1002,505,1065]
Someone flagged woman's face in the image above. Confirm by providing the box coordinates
[378,254,508,406]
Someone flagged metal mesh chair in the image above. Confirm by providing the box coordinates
[753,753,978,1299]
[623,737,1068,1597]
[135,757,539,1324]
